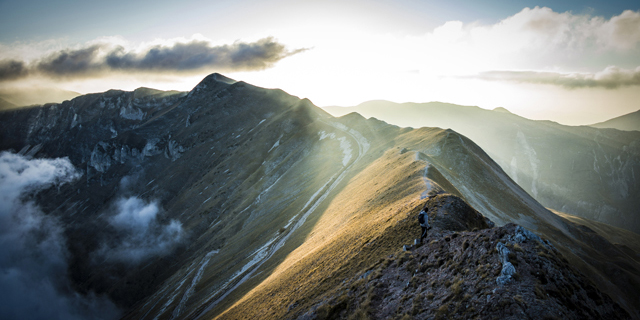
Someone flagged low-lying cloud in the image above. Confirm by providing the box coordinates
[0,37,306,81]
[100,196,183,264]
[0,151,120,320]
[475,66,640,89]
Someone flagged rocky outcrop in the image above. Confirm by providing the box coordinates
[303,223,630,320]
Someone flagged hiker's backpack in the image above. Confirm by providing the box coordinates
[418,210,426,224]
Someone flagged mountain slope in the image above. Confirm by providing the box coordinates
[324,101,640,234]
[1,75,638,319]
[0,86,81,108]
[590,109,640,132]
[0,97,15,111]
[212,115,640,319]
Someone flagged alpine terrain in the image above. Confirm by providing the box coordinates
[325,101,640,234]
[0,74,638,319]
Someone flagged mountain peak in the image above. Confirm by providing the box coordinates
[492,107,512,114]
[187,73,239,98]
[204,73,238,85]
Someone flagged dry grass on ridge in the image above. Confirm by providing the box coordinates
[215,148,431,319]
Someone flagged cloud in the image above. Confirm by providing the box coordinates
[36,45,104,78]
[0,151,120,320]
[0,37,306,82]
[604,10,640,50]
[0,59,28,81]
[475,66,640,89]
[477,7,640,53]
[100,197,183,264]
[402,7,640,77]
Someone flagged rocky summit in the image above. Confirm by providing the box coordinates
[0,74,639,320]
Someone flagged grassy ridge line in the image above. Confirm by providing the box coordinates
[215,148,429,319]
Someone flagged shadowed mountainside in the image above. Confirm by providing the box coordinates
[1,75,639,319]
[324,101,640,234]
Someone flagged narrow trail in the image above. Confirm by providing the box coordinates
[415,152,432,199]
[194,121,369,319]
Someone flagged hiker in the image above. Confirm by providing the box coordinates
[416,206,430,245]
[403,203,432,251]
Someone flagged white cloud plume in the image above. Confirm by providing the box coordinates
[100,197,183,264]
[0,151,120,320]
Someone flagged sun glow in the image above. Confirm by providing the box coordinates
[1,5,639,125]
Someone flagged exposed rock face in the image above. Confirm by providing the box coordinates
[0,87,188,175]
[302,222,630,320]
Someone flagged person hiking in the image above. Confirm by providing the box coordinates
[415,206,430,245]
[403,202,432,251]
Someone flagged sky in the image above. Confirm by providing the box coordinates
[0,0,639,125]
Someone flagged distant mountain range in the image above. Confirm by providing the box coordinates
[590,109,640,132]
[0,97,15,110]
[1,75,638,319]
[324,101,640,235]
[0,86,80,109]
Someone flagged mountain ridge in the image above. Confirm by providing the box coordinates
[323,100,640,234]
[1,74,638,319]
[590,109,640,132]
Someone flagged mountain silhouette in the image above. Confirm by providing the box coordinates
[591,109,640,132]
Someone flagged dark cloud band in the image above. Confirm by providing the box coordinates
[0,60,29,81]
[475,67,640,89]
[0,37,306,81]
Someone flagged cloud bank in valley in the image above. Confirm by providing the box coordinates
[0,37,306,81]
[0,152,120,320]
[99,196,184,265]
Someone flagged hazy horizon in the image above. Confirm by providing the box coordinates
[1,0,639,125]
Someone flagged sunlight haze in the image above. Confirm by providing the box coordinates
[1,0,639,125]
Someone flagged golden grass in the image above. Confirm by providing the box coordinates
[214,146,436,319]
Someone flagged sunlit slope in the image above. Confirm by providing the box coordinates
[213,137,439,319]
[324,101,640,234]
[591,109,640,132]
[214,120,640,319]
[1,74,638,319]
